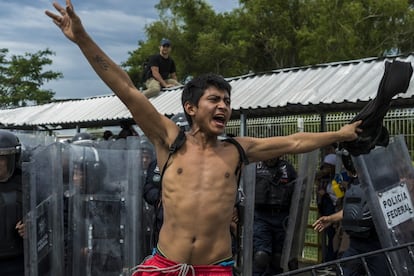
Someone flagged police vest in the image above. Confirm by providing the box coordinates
[342,178,375,239]
[0,171,23,258]
[255,160,296,207]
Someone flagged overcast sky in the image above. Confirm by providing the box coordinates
[0,0,239,100]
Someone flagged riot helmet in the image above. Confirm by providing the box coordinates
[71,144,106,194]
[263,157,280,168]
[71,132,95,146]
[171,113,190,131]
[140,138,155,170]
[0,130,21,182]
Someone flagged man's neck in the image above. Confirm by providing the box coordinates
[160,53,169,59]
[188,129,219,149]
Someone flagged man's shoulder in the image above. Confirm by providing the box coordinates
[221,136,249,165]
[148,54,161,63]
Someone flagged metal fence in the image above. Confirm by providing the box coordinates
[275,241,414,276]
[226,108,414,263]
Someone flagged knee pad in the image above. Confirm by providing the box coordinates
[254,251,270,269]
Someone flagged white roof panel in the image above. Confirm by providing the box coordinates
[0,54,413,129]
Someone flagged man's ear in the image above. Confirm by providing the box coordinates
[184,101,196,116]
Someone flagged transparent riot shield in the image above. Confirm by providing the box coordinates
[96,136,155,259]
[239,163,256,276]
[67,136,143,276]
[22,142,64,276]
[352,135,414,275]
[281,150,319,272]
[16,132,56,148]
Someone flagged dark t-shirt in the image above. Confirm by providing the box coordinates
[144,54,177,81]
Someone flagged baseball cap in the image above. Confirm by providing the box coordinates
[160,38,171,46]
[323,153,336,166]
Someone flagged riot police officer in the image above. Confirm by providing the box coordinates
[313,151,392,276]
[68,144,128,275]
[0,130,24,276]
[143,159,162,252]
[253,156,297,276]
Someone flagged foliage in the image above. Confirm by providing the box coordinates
[0,48,62,108]
[297,0,414,65]
[123,0,414,86]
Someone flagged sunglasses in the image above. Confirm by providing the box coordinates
[162,44,171,48]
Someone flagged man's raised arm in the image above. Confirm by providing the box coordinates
[45,0,176,146]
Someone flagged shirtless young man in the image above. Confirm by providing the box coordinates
[45,1,362,275]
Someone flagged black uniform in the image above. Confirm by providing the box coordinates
[253,158,297,276]
[0,170,24,276]
[143,160,163,251]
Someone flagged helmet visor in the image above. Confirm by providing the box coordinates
[0,154,15,182]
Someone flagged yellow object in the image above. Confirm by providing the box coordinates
[332,179,344,198]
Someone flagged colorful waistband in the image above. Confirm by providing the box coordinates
[152,246,234,267]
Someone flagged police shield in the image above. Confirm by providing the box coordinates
[15,132,56,148]
[67,137,144,276]
[239,163,256,276]
[281,150,319,272]
[352,135,414,275]
[23,142,64,276]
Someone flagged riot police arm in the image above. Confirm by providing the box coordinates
[143,181,160,206]
[143,162,161,206]
[45,1,179,162]
[312,210,343,232]
[15,220,25,238]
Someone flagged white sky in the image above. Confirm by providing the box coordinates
[0,0,238,99]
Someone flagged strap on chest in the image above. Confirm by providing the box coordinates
[222,136,249,188]
[159,131,249,188]
[160,129,186,181]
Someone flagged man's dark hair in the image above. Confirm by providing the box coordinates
[181,73,231,127]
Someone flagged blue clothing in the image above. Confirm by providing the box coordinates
[342,236,390,276]
[253,209,289,275]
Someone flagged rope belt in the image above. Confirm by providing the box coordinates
[132,262,195,276]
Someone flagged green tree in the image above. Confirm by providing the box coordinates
[123,0,249,87]
[123,0,414,84]
[297,0,414,65]
[0,48,62,107]
[237,0,301,71]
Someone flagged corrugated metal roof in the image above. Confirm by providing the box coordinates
[1,54,413,130]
